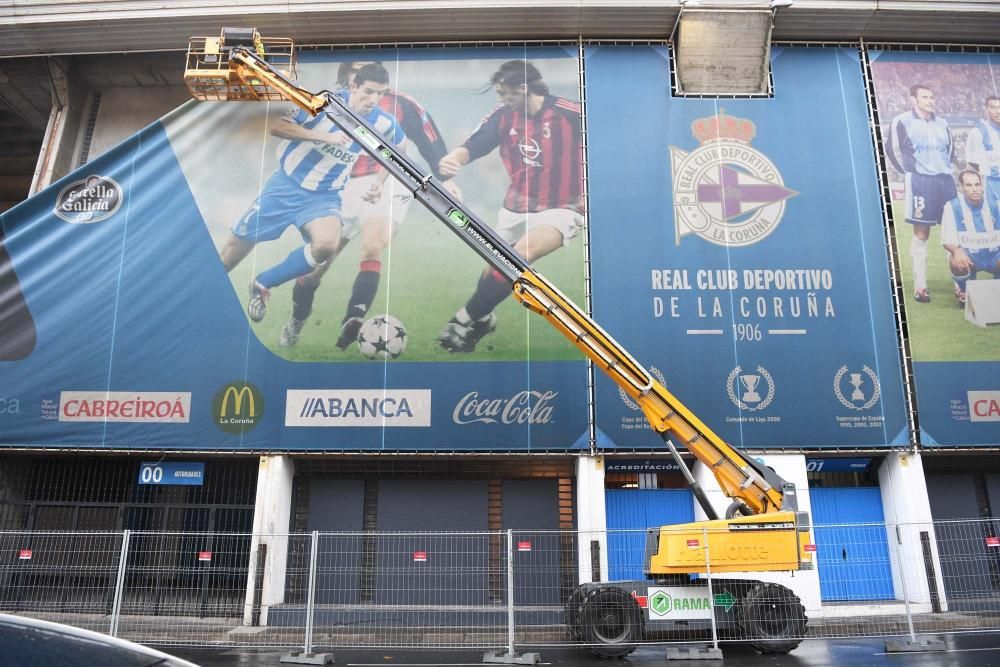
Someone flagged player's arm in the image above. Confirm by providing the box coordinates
[440,106,502,177]
[887,116,913,173]
[944,243,974,273]
[947,123,956,165]
[438,147,470,178]
[563,102,587,212]
[941,206,974,272]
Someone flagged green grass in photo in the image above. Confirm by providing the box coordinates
[892,202,1000,362]
[225,205,588,363]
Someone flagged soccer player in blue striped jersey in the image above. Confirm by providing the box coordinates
[965,96,1000,208]
[278,61,461,351]
[217,63,406,323]
[941,170,1000,306]
[887,84,956,304]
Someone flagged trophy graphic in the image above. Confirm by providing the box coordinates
[740,374,762,403]
[849,373,865,401]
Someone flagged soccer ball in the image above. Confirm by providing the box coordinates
[357,314,408,360]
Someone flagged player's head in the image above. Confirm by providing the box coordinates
[958,169,983,205]
[488,60,549,108]
[986,96,1000,124]
[337,60,381,88]
[908,85,935,115]
[348,63,390,114]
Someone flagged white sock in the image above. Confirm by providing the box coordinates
[911,236,928,292]
[455,307,472,325]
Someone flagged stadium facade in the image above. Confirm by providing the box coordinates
[0,0,999,619]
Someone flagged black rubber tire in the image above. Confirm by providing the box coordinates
[738,582,807,655]
[578,586,643,659]
[565,584,592,641]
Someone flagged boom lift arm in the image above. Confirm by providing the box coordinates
[185,35,810,578]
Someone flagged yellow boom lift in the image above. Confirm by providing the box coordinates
[185,28,812,657]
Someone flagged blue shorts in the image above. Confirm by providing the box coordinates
[233,171,343,243]
[968,248,1000,276]
[905,172,957,225]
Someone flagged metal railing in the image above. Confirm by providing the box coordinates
[0,520,999,656]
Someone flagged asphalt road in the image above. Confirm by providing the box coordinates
[171,634,1000,666]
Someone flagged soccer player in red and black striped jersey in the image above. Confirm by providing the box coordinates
[279,61,461,349]
[437,59,584,353]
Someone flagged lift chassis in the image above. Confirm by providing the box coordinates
[183,29,812,658]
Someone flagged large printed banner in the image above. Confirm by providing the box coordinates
[869,50,1000,447]
[0,47,589,451]
[586,46,909,449]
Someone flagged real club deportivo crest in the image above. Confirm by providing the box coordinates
[671,111,797,247]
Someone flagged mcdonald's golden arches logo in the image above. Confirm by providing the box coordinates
[212,381,263,434]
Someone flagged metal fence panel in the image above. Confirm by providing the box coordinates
[0,521,999,654]
[306,532,506,649]
[0,531,123,635]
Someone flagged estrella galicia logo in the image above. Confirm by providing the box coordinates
[53,175,123,224]
[670,111,797,247]
[212,381,263,434]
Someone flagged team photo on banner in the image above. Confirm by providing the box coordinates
[869,50,1000,446]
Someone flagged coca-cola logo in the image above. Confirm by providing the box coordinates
[452,390,557,425]
[53,175,122,224]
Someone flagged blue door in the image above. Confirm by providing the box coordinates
[605,489,693,581]
[812,487,895,601]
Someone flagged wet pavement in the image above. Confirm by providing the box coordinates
[171,633,1000,666]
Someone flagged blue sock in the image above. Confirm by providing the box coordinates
[256,246,315,289]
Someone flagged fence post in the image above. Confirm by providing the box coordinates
[918,531,942,613]
[305,530,319,654]
[883,522,944,653]
[507,529,515,656]
[483,529,539,664]
[895,523,917,643]
[109,529,130,637]
[664,527,723,660]
[280,532,333,664]
[703,527,720,653]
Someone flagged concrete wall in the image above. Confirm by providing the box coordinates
[576,455,609,584]
[879,452,947,612]
[78,85,191,165]
[243,455,295,626]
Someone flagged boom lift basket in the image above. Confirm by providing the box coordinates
[184,28,296,102]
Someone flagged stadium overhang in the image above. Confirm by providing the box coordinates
[1,1,999,57]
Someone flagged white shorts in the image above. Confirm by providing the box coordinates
[496,207,585,247]
[340,173,414,240]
